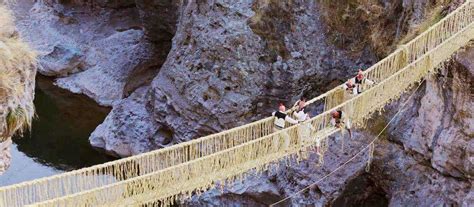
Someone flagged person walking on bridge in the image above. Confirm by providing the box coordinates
[292,97,310,122]
[343,79,357,95]
[330,110,352,139]
[272,103,298,152]
[344,69,375,95]
[292,97,315,148]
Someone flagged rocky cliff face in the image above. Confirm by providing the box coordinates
[88,0,462,157]
[388,45,474,181]
[366,46,473,206]
[89,0,380,156]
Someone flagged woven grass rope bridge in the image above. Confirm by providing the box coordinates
[0,0,473,206]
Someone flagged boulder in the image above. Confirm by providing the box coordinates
[39,44,84,77]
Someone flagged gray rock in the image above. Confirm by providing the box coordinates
[388,47,474,179]
[370,140,470,206]
[90,87,158,157]
[290,51,302,59]
[13,1,152,106]
[187,174,281,206]
[54,29,152,106]
[0,139,12,175]
[39,44,84,77]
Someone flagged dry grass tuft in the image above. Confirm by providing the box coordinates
[318,0,455,57]
[0,4,37,141]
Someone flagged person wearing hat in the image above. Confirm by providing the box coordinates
[330,110,352,139]
[343,69,375,95]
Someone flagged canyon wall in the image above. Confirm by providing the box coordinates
[8,0,472,205]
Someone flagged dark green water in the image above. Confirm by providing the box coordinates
[0,76,115,186]
[15,76,115,169]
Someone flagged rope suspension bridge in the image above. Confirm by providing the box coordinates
[1,1,473,206]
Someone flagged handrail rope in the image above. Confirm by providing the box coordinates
[269,79,426,207]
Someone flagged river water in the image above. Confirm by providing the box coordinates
[0,76,115,187]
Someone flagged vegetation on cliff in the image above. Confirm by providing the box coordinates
[318,0,457,57]
[0,5,36,141]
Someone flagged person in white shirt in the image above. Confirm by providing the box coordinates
[272,103,298,130]
[292,97,310,122]
[272,103,298,151]
[343,69,375,95]
[330,110,352,139]
[292,98,315,149]
[343,79,356,95]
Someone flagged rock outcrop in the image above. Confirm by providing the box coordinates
[387,45,474,180]
[370,140,470,206]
